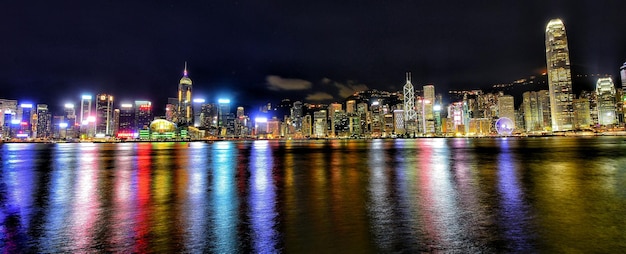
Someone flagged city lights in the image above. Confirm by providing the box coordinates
[193,98,205,103]
[218,99,230,104]
[64,103,74,108]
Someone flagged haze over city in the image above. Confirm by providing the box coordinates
[2,1,626,111]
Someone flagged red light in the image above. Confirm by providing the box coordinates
[20,122,28,126]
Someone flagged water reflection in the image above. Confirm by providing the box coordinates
[0,138,625,252]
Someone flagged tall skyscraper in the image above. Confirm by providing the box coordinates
[96,94,114,136]
[545,19,574,131]
[177,62,193,126]
[118,103,135,136]
[422,84,435,134]
[403,72,417,132]
[135,100,153,130]
[596,77,616,126]
[36,104,51,138]
[80,95,92,124]
[621,62,626,89]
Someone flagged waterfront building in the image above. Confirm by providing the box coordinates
[0,99,18,137]
[393,109,405,135]
[80,95,92,125]
[422,84,435,134]
[118,103,135,138]
[573,98,592,130]
[135,100,153,130]
[96,94,114,136]
[596,77,617,126]
[302,114,312,137]
[177,62,193,126]
[165,98,177,122]
[498,95,515,129]
[63,103,77,137]
[545,19,574,131]
[621,62,626,89]
[313,110,327,138]
[403,72,417,132]
[291,101,303,132]
[35,104,51,138]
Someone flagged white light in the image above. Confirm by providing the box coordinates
[82,95,92,100]
[434,105,441,111]
[95,133,106,138]
[20,103,33,108]
[255,117,268,123]
[218,99,230,104]
[11,120,20,124]
[193,98,206,103]
[59,122,68,128]
[87,116,96,123]
[121,103,133,108]
[64,103,75,108]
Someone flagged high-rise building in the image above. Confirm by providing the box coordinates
[498,95,515,129]
[36,104,51,138]
[545,19,574,131]
[118,103,135,136]
[403,72,417,131]
[19,103,33,138]
[135,100,153,130]
[80,95,92,124]
[619,63,626,90]
[596,77,616,126]
[573,98,592,130]
[422,84,435,134]
[177,62,193,126]
[96,94,114,136]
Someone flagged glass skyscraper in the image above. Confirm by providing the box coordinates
[545,19,574,131]
[177,62,193,126]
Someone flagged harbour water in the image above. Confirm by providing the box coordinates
[1,137,625,252]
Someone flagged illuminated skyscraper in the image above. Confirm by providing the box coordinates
[545,19,574,131]
[96,94,114,136]
[118,103,135,136]
[80,95,92,124]
[135,100,153,130]
[177,62,193,126]
[403,72,417,131]
[596,77,616,126]
[621,62,626,89]
[498,95,515,128]
[422,84,435,134]
[36,104,51,138]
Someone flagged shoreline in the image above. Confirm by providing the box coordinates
[2,132,625,144]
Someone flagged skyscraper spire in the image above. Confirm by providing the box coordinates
[183,61,188,77]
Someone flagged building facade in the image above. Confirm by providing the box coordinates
[545,19,574,131]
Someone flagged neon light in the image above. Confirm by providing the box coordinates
[218,99,230,104]
[64,103,75,108]
[59,122,68,128]
[82,95,92,100]
[11,120,20,124]
[255,117,268,123]
[121,104,133,108]
[193,98,206,103]
[16,133,29,138]
[20,104,33,108]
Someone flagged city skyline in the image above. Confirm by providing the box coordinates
[2,1,626,110]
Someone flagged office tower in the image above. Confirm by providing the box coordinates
[403,72,417,131]
[112,109,120,136]
[135,100,153,130]
[64,103,76,128]
[19,103,33,137]
[596,77,616,126]
[422,84,435,134]
[118,103,135,136]
[0,99,17,130]
[36,104,51,138]
[192,99,205,127]
[96,94,114,136]
[545,19,574,131]
[313,110,327,138]
[621,62,626,89]
[346,100,356,114]
[218,99,231,129]
[498,95,515,124]
[393,109,405,135]
[291,101,303,132]
[522,91,551,132]
[80,95,92,124]
[573,99,592,130]
[177,62,193,126]
[166,97,178,122]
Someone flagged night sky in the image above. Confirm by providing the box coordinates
[2,1,626,114]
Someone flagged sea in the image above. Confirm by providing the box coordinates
[1,137,625,252]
